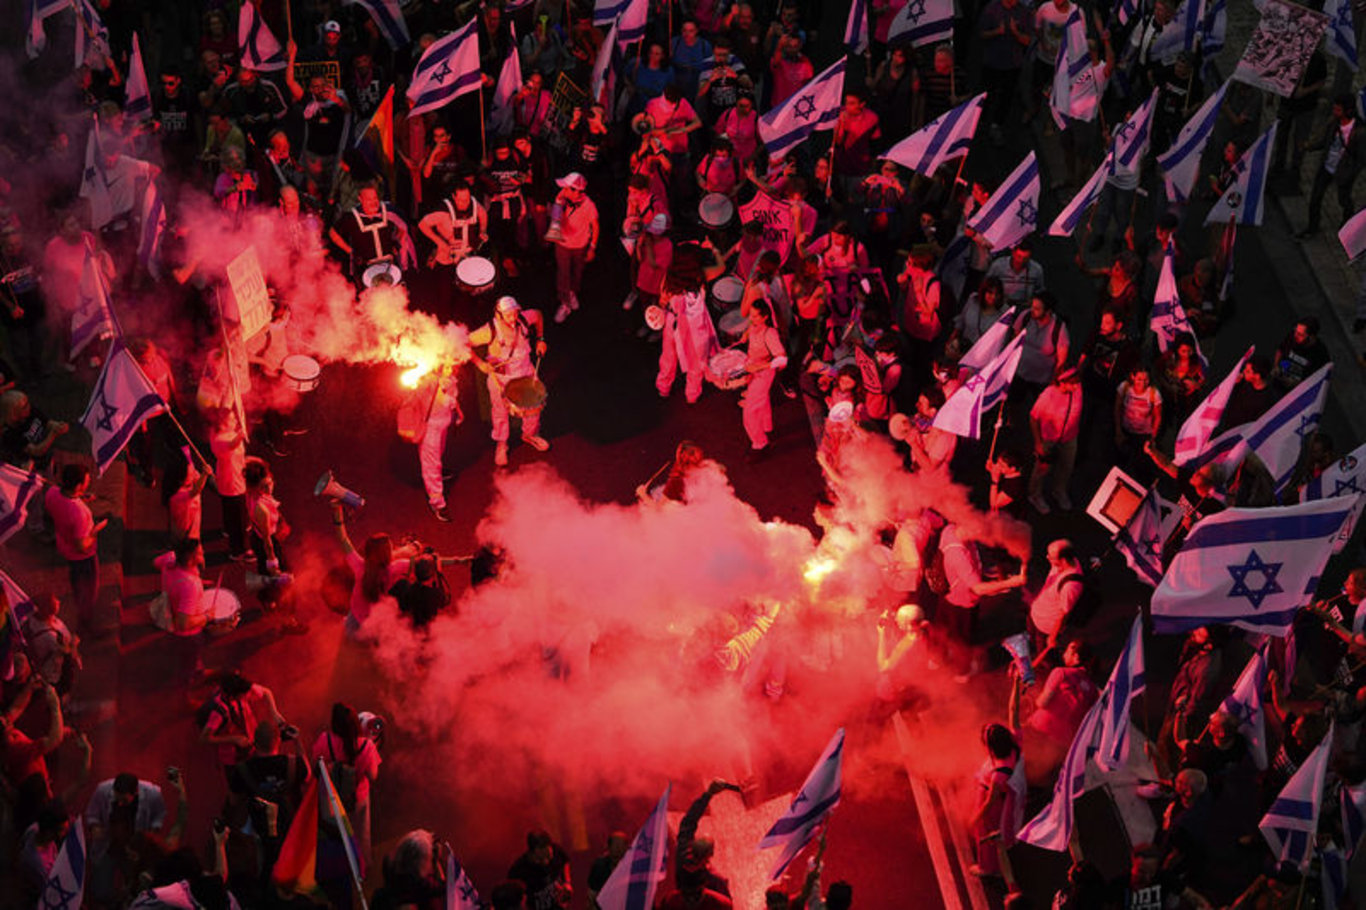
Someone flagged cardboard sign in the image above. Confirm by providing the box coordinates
[543,72,590,154]
[293,59,342,91]
[739,191,796,261]
[226,246,272,341]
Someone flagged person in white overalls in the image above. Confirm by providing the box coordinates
[740,302,788,453]
[416,363,462,522]
[469,296,549,467]
[657,286,719,404]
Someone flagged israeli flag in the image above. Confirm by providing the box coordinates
[845,0,870,53]
[1019,694,1103,850]
[238,2,287,72]
[0,570,36,622]
[41,817,87,910]
[1149,242,1200,354]
[759,729,844,879]
[0,465,42,545]
[1180,0,1206,49]
[881,93,985,177]
[1227,363,1332,492]
[1152,496,1358,635]
[1260,723,1334,869]
[1114,0,1139,27]
[1050,7,1092,128]
[591,18,619,118]
[966,153,1040,251]
[1201,0,1228,55]
[617,0,648,44]
[596,785,671,910]
[594,0,629,26]
[406,20,481,118]
[81,343,168,475]
[1173,346,1253,466]
[1206,122,1276,226]
[1338,201,1366,260]
[1159,81,1229,204]
[887,0,955,48]
[1307,442,1366,502]
[1095,616,1147,771]
[79,125,114,231]
[26,0,70,59]
[124,33,152,120]
[1325,0,1358,70]
[1341,780,1366,857]
[73,0,109,71]
[342,0,410,50]
[1049,162,1108,236]
[1322,843,1349,910]
[933,332,1024,439]
[1220,646,1269,769]
[958,305,1018,371]
[72,246,115,359]
[445,852,481,910]
[759,57,846,161]
[1115,489,1166,588]
[1110,91,1158,179]
[491,25,522,135]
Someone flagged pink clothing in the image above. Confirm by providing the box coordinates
[45,488,95,561]
[741,325,786,449]
[555,192,599,251]
[210,426,246,497]
[1028,666,1100,743]
[42,233,95,315]
[658,289,718,402]
[312,731,381,804]
[770,54,814,107]
[715,108,759,163]
[697,154,740,196]
[644,96,698,155]
[154,551,206,638]
[1030,384,1083,444]
[344,551,411,627]
[635,236,673,295]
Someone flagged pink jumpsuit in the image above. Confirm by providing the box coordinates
[741,325,787,449]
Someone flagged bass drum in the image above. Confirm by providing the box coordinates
[707,349,749,390]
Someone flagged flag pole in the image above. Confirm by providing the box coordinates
[284,0,294,45]
[213,287,251,447]
[317,759,370,910]
[478,86,488,162]
[985,401,1006,465]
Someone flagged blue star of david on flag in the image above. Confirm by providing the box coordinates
[1227,549,1284,609]
[431,60,452,84]
[1016,197,1037,228]
[1295,412,1319,439]
[903,0,927,25]
[793,94,817,121]
[1334,476,1362,496]
[92,389,118,432]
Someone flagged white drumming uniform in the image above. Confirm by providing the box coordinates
[419,371,461,511]
[741,324,787,449]
[472,313,542,443]
[656,289,719,403]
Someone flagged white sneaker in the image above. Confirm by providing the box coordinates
[522,434,550,452]
[569,292,580,311]
[544,223,563,243]
[622,290,638,310]
[554,303,571,324]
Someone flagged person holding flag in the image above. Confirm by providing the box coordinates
[1295,94,1364,240]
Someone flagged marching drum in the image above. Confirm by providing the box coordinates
[362,261,403,289]
[203,587,243,637]
[710,276,744,311]
[282,354,322,393]
[456,256,497,295]
[699,193,734,229]
[643,305,667,331]
[708,349,749,390]
[717,308,748,345]
[504,376,548,417]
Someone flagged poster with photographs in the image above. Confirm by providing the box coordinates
[1232,0,1330,97]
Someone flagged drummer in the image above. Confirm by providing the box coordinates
[657,243,725,403]
[625,214,672,313]
[328,183,413,285]
[740,301,788,456]
[469,296,550,468]
[418,183,488,274]
[695,138,742,200]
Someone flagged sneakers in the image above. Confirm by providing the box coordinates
[544,223,563,243]
[622,290,639,310]
[495,442,509,466]
[554,303,572,323]
[522,434,550,452]
[1028,493,1051,515]
[568,291,580,312]
[429,503,451,522]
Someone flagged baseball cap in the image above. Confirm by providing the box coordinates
[323,20,342,33]
[496,295,521,313]
[556,172,587,191]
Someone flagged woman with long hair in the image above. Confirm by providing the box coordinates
[656,242,725,403]
[312,702,382,869]
[245,458,306,634]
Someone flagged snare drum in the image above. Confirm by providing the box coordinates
[708,349,749,389]
[718,308,748,345]
[699,193,734,229]
[456,256,496,295]
[202,588,243,637]
[710,276,744,311]
[282,354,321,393]
[362,261,403,288]
[504,376,548,417]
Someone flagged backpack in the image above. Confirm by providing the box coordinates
[326,737,360,813]
[1018,310,1066,351]
[1059,569,1101,629]
[924,547,950,596]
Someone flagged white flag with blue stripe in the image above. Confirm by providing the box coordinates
[1094,616,1147,771]
[124,34,151,120]
[596,785,671,910]
[81,343,168,476]
[933,332,1024,439]
[444,852,481,910]
[1338,204,1366,260]
[1019,692,1103,850]
[1152,496,1358,635]
[1225,363,1332,491]
[966,153,1040,251]
[617,0,648,44]
[1049,160,1108,236]
[238,2,287,72]
[1174,346,1253,466]
[759,57,846,161]
[342,0,410,50]
[1322,843,1349,910]
[1051,7,1094,127]
[0,465,42,545]
[845,0,870,53]
[1201,0,1228,55]
[41,817,86,910]
[1115,489,1166,587]
[1180,0,1207,50]
[1220,646,1269,769]
[26,0,69,58]
[0,570,36,622]
[594,0,629,26]
[491,25,522,135]
[1149,242,1200,354]
[881,93,984,177]
[759,729,843,879]
[79,125,115,231]
[1206,122,1276,225]
[1110,91,1158,180]
[73,0,109,71]
[72,246,115,358]
[1325,0,1358,70]
[887,0,955,48]
[1114,0,1139,27]
[1159,80,1229,204]
[1341,780,1366,857]
[958,305,1018,371]
[1260,723,1333,869]
[1307,442,1366,502]
[407,20,481,118]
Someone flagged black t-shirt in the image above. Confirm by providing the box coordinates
[388,577,449,628]
[301,97,349,157]
[2,407,49,466]
[586,854,616,892]
[1082,329,1138,390]
[1105,871,1184,910]
[508,846,570,910]
[228,753,306,833]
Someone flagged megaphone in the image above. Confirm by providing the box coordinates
[1001,632,1036,688]
[315,470,365,510]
